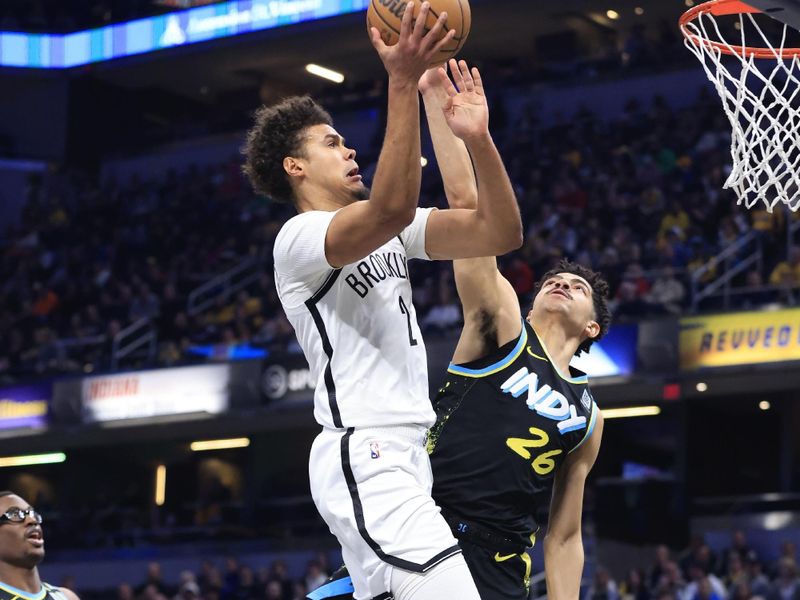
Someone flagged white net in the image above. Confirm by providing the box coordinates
[683,8,800,212]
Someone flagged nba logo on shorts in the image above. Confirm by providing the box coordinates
[369,441,381,459]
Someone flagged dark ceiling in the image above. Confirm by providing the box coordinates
[78,0,688,102]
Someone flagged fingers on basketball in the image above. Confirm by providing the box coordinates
[399,1,416,41]
[412,2,431,39]
[369,26,386,50]
[430,26,456,56]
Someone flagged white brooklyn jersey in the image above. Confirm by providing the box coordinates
[273,207,436,430]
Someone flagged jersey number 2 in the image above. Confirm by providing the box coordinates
[398,296,418,346]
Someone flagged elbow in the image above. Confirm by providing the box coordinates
[446,189,479,211]
[495,226,523,255]
[377,206,416,231]
[544,530,582,553]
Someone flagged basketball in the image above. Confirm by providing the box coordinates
[367,0,471,67]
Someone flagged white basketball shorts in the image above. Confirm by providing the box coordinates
[309,425,462,600]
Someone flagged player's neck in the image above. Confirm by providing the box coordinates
[295,183,349,213]
[0,563,42,594]
[528,318,579,375]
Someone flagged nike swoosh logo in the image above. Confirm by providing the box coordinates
[526,347,548,362]
[494,552,517,562]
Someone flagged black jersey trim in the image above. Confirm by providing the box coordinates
[569,401,599,454]
[305,269,343,428]
[373,594,394,600]
[340,428,463,573]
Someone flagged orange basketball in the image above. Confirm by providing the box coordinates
[367,0,471,67]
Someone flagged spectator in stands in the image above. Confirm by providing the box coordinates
[739,270,778,309]
[724,553,748,597]
[745,552,770,598]
[587,566,620,600]
[174,581,200,600]
[221,557,240,599]
[118,583,135,600]
[729,581,751,600]
[647,268,685,314]
[683,563,726,600]
[304,560,327,593]
[769,247,800,288]
[614,280,652,321]
[769,557,800,600]
[291,580,309,600]
[654,561,686,599]
[650,546,673,590]
[420,279,461,334]
[129,284,160,322]
[267,560,292,599]
[695,576,723,600]
[136,562,173,597]
[659,201,690,242]
[502,255,535,299]
[233,566,257,600]
[620,568,650,600]
[721,531,752,572]
[265,580,283,600]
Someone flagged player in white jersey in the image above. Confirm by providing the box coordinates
[242,4,522,598]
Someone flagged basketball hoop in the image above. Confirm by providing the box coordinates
[680,0,800,212]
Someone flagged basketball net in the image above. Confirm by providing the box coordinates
[681,0,800,212]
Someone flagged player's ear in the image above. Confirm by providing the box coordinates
[283,156,304,179]
[584,319,600,341]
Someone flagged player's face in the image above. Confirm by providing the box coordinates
[0,494,45,568]
[528,272,598,342]
[298,124,369,202]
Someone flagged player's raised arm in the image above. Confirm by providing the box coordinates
[323,2,457,268]
[423,59,523,261]
[420,61,522,361]
[544,413,604,600]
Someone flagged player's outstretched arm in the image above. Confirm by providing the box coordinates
[325,2,456,268]
[419,63,521,362]
[543,412,604,600]
[423,59,523,261]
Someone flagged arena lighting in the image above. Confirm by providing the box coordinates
[305,64,345,84]
[155,465,167,506]
[606,9,620,20]
[634,7,645,15]
[0,0,371,69]
[696,382,708,392]
[190,437,250,451]
[759,400,771,411]
[0,452,66,468]
[601,406,661,419]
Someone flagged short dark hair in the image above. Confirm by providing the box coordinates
[242,95,333,203]
[533,259,611,355]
